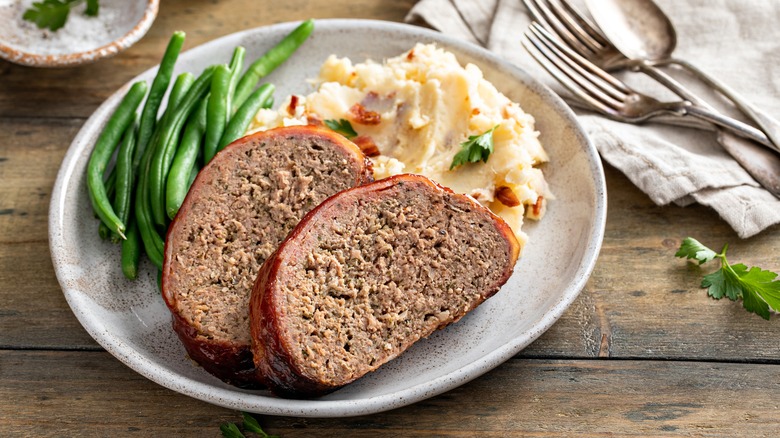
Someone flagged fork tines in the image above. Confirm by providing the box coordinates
[522,0,611,57]
[523,22,630,116]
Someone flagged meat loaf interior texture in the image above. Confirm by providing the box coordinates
[162,126,373,387]
[251,174,520,397]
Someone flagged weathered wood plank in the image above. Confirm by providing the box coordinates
[1,351,779,437]
[0,241,98,349]
[0,0,417,119]
[0,118,78,244]
[523,179,780,361]
[0,118,99,348]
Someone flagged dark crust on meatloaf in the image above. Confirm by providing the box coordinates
[250,174,520,397]
[162,126,373,387]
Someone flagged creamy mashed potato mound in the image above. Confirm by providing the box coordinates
[248,43,551,247]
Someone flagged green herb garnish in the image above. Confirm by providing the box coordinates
[450,125,498,170]
[23,0,99,32]
[220,412,278,438]
[676,237,780,320]
[324,118,357,139]
[220,422,246,438]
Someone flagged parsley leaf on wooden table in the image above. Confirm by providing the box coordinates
[23,0,100,32]
[220,422,246,438]
[676,237,780,319]
[220,412,279,438]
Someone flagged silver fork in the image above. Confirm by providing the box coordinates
[522,0,708,107]
[522,23,776,151]
[522,0,780,197]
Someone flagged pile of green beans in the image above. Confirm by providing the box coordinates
[87,20,314,280]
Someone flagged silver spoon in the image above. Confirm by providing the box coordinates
[584,0,780,150]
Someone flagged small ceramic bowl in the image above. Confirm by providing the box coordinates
[0,0,158,67]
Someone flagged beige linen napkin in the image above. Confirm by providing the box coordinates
[407,0,780,238]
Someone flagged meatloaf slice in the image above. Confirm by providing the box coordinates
[162,126,373,387]
[250,174,521,397]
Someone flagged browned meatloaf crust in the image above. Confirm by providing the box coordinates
[162,126,373,387]
[250,174,520,397]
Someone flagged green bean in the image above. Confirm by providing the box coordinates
[134,31,186,172]
[149,66,214,226]
[203,64,231,164]
[168,72,195,111]
[121,217,141,280]
[147,72,192,147]
[227,46,245,115]
[218,84,275,152]
[166,97,208,219]
[135,135,164,269]
[110,117,138,243]
[233,19,313,108]
[98,166,117,240]
[145,72,194,157]
[98,221,111,240]
[132,72,192,256]
[103,168,117,204]
[87,81,148,240]
[154,72,194,183]
[186,161,200,192]
[98,165,117,240]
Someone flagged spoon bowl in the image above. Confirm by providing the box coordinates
[584,0,676,62]
[584,0,780,151]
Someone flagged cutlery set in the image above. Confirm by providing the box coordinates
[521,0,780,197]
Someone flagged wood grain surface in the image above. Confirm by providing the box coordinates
[1,0,779,436]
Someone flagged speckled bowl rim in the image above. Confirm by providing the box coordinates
[49,19,607,417]
[0,0,158,67]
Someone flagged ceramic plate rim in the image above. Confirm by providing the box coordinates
[49,19,606,417]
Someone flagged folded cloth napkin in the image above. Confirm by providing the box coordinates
[406,0,780,238]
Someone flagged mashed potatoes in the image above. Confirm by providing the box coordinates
[248,43,551,247]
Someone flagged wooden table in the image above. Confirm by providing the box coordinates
[2,0,779,435]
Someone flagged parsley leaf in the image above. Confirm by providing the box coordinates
[674,237,717,264]
[85,0,99,16]
[220,412,278,438]
[23,0,99,32]
[450,125,499,170]
[701,267,740,300]
[677,237,780,320]
[324,118,357,139]
[220,422,246,438]
[242,412,279,438]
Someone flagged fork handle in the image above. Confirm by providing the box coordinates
[634,62,776,146]
[661,58,780,150]
[674,103,778,152]
[631,61,707,105]
[636,60,778,151]
[635,63,780,195]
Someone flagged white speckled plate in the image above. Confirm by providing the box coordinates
[49,19,606,417]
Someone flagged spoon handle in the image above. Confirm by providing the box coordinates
[666,58,780,150]
[680,104,775,150]
[634,61,780,152]
[636,61,780,197]
[717,131,780,198]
